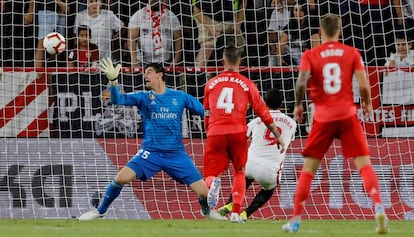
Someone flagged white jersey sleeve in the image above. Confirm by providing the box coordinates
[128,9,144,29]
[246,118,259,138]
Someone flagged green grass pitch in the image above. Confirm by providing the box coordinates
[0,219,413,237]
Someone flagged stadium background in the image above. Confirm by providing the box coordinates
[0,0,413,220]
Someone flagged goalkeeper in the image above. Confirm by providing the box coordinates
[217,88,297,221]
[79,58,225,220]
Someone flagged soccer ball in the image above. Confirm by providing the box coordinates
[43,32,66,55]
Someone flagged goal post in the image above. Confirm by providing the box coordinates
[0,66,413,220]
[0,0,414,220]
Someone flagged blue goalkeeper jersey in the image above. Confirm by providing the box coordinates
[110,86,204,152]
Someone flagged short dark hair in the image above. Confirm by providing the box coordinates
[144,63,165,80]
[265,88,283,109]
[396,32,408,41]
[223,46,241,65]
[320,14,341,38]
[78,25,92,36]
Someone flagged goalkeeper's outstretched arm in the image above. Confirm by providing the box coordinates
[99,57,126,105]
[100,57,122,86]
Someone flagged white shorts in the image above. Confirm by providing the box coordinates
[245,153,284,190]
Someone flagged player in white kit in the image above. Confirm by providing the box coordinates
[217,88,297,221]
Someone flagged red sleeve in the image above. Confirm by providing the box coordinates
[248,81,273,126]
[299,50,311,72]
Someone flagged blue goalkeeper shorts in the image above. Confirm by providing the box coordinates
[126,148,202,185]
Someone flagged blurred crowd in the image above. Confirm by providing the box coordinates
[0,0,413,69]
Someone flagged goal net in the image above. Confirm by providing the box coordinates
[0,0,413,220]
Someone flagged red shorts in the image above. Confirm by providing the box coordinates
[203,132,248,177]
[303,115,369,159]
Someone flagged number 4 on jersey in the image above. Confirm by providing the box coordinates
[217,87,235,113]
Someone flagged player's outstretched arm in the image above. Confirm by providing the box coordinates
[100,57,122,86]
[100,57,139,106]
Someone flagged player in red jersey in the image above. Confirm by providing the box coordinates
[203,46,285,223]
[282,14,389,234]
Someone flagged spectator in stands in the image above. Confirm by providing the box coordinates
[384,33,414,74]
[398,0,414,38]
[268,0,290,66]
[68,25,100,67]
[274,3,320,66]
[348,0,404,66]
[287,1,339,46]
[402,0,414,18]
[74,0,123,60]
[192,0,247,68]
[77,0,87,12]
[300,0,340,17]
[128,0,182,68]
[119,28,132,67]
[242,0,286,66]
[24,0,68,67]
[271,0,295,8]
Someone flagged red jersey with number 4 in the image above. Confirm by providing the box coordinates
[299,42,365,122]
[204,71,273,136]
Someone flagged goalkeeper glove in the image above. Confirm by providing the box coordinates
[100,57,121,86]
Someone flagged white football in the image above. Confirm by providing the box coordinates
[43,32,66,55]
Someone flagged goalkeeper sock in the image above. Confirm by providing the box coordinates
[359,165,382,204]
[97,180,123,214]
[245,188,274,217]
[231,171,246,214]
[292,170,314,217]
[199,197,210,216]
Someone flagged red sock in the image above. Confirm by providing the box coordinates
[231,172,246,214]
[292,170,314,217]
[205,175,215,188]
[359,165,382,204]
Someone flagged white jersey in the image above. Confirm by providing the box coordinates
[129,6,181,64]
[268,7,289,35]
[245,110,297,190]
[384,50,414,67]
[74,9,124,59]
